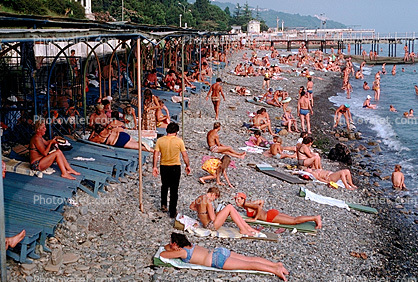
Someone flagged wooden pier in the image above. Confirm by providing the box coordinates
[249,29,417,59]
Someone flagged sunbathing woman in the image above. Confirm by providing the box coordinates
[235,193,322,229]
[89,121,153,152]
[189,187,261,236]
[30,120,80,180]
[305,168,358,190]
[199,155,234,188]
[296,137,322,169]
[155,99,170,128]
[160,232,289,281]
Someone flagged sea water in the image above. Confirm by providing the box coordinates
[328,62,418,212]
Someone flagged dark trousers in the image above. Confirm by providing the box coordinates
[160,165,181,218]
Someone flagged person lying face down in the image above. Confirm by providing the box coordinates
[160,232,289,281]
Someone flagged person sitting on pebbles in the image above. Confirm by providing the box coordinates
[160,232,289,281]
[234,193,322,229]
[189,187,262,237]
[392,164,407,190]
[296,137,322,169]
[207,122,246,159]
[305,168,358,190]
[263,136,296,159]
[281,108,299,133]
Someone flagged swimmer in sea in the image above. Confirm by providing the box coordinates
[389,105,397,112]
[363,81,370,90]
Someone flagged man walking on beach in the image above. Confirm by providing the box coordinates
[306,76,314,107]
[206,78,226,120]
[297,91,313,134]
[153,122,191,218]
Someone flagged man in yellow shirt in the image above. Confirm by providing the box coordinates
[153,122,191,218]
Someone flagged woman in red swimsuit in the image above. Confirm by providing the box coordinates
[234,193,322,229]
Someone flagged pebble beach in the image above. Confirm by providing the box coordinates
[6,49,418,281]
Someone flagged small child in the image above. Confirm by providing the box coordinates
[200,155,234,188]
[123,105,137,129]
[253,130,269,147]
[389,105,397,112]
[392,164,407,190]
[65,101,79,130]
[266,136,296,159]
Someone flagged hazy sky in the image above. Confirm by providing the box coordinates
[214,0,418,34]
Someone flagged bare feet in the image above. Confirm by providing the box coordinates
[239,152,246,159]
[68,169,81,176]
[199,178,205,184]
[315,215,322,229]
[62,173,76,180]
[6,230,26,249]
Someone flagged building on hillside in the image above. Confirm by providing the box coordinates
[230,25,242,34]
[247,20,260,34]
[74,0,94,20]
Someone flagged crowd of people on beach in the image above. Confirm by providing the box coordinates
[3,36,415,279]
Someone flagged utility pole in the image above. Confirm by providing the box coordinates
[121,0,124,21]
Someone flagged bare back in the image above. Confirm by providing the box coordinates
[207,129,220,147]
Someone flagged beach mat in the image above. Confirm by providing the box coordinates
[299,188,378,214]
[174,220,278,241]
[153,247,274,276]
[237,214,317,234]
[256,164,307,184]
[245,98,274,108]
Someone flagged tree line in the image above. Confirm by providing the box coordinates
[2,0,268,32]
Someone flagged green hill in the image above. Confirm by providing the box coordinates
[211,1,346,29]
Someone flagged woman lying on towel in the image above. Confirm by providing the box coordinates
[161,232,289,281]
[234,193,322,229]
[89,120,153,152]
[189,187,261,236]
[305,168,358,190]
[30,120,80,180]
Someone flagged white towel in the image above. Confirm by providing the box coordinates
[301,187,350,210]
[73,157,95,161]
[238,146,263,154]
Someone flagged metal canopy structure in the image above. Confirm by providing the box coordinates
[0,12,230,280]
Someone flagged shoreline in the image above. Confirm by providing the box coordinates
[4,48,417,280]
[321,75,418,278]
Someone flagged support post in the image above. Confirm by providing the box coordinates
[181,37,185,139]
[0,135,7,280]
[136,39,143,212]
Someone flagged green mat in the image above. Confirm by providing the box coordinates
[299,188,378,214]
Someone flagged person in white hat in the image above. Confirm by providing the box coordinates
[363,95,376,109]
